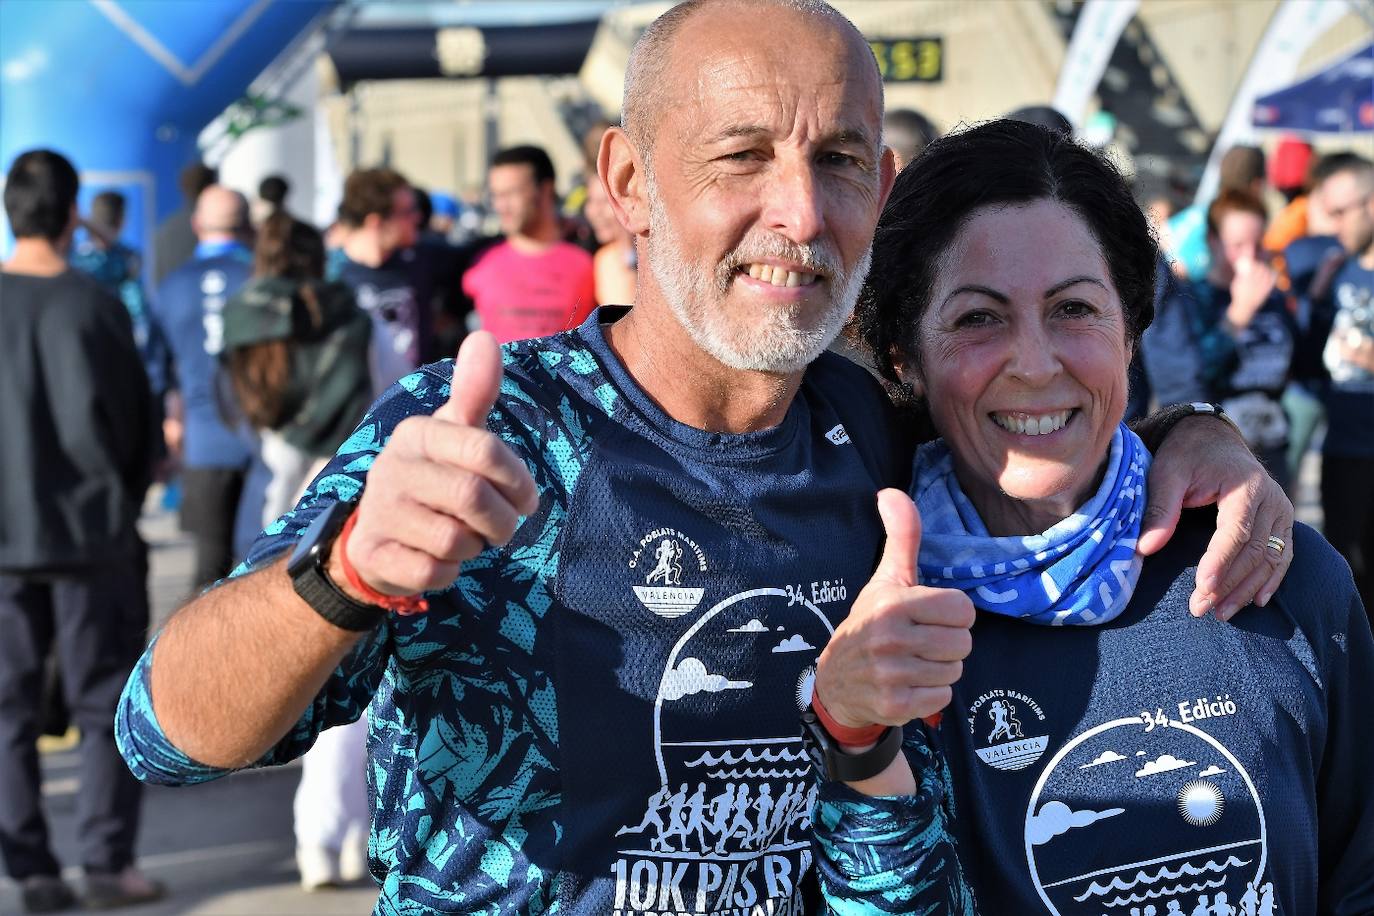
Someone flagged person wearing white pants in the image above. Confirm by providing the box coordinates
[293,714,371,889]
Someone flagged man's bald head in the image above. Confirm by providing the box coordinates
[193,184,249,240]
[620,0,879,159]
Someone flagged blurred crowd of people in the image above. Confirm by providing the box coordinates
[0,138,611,910]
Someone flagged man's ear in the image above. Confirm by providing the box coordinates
[876,146,897,212]
[600,127,650,236]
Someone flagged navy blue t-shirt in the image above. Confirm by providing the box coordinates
[152,244,254,469]
[1283,235,1343,302]
[933,519,1374,915]
[329,250,422,392]
[117,309,947,914]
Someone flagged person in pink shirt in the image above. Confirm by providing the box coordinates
[462,145,596,343]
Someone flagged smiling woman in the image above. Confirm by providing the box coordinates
[816,119,1374,914]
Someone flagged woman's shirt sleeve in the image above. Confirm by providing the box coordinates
[812,724,976,915]
[1317,585,1374,912]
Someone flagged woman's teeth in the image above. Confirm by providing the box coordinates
[991,410,1073,436]
[745,264,819,287]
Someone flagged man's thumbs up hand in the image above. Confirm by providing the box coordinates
[814,489,975,728]
[331,332,540,600]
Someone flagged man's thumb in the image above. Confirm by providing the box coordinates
[875,488,921,587]
[436,331,502,427]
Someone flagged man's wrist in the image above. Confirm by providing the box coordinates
[810,682,885,748]
[330,511,429,616]
[325,537,376,607]
[1132,402,1242,453]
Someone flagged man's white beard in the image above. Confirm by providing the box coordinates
[645,177,870,375]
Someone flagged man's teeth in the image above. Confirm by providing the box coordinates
[745,263,819,287]
[991,410,1073,436]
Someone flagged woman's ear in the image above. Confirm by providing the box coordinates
[889,345,924,398]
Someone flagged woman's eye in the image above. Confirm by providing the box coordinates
[955,311,996,328]
[1058,300,1095,317]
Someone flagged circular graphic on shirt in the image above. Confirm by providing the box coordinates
[966,689,1050,771]
[611,587,832,914]
[1024,716,1269,915]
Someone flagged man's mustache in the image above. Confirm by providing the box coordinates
[718,234,842,282]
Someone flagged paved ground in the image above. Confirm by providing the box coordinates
[0,499,377,915]
[0,455,1324,916]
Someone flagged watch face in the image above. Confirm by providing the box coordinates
[287,500,352,577]
[799,710,832,776]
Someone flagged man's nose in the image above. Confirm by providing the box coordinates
[761,159,825,245]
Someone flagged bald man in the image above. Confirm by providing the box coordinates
[119,2,1292,912]
[151,185,256,588]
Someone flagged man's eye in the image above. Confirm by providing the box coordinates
[820,152,862,168]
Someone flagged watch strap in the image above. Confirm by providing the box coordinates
[295,557,387,632]
[1132,401,1240,453]
[801,709,905,782]
[288,500,388,632]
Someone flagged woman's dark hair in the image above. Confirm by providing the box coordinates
[254,211,325,280]
[227,212,327,430]
[258,174,289,208]
[854,118,1158,398]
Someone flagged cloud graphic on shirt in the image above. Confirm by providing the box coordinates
[659,658,752,701]
[1198,764,1227,778]
[1027,801,1125,846]
[1079,750,1127,769]
[1135,754,1197,778]
[727,619,768,633]
[771,634,815,653]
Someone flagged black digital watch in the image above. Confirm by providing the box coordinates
[287,499,388,632]
[800,707,904,783]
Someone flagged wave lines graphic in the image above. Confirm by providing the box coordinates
[1072,857,1251,900]
[706,767,811,780]
[1101,878,1225,907]
[685,747,807,768]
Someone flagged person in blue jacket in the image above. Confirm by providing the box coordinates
[113,3,1296,914]
[821,117,1373,914]
[151,186,257,588]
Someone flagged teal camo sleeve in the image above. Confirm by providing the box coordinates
[812,726,975,915]
[114,369,450,785]
[115,626,389,785]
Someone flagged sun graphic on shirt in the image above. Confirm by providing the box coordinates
[1178,780,1225,826]
[795,666,816,712]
